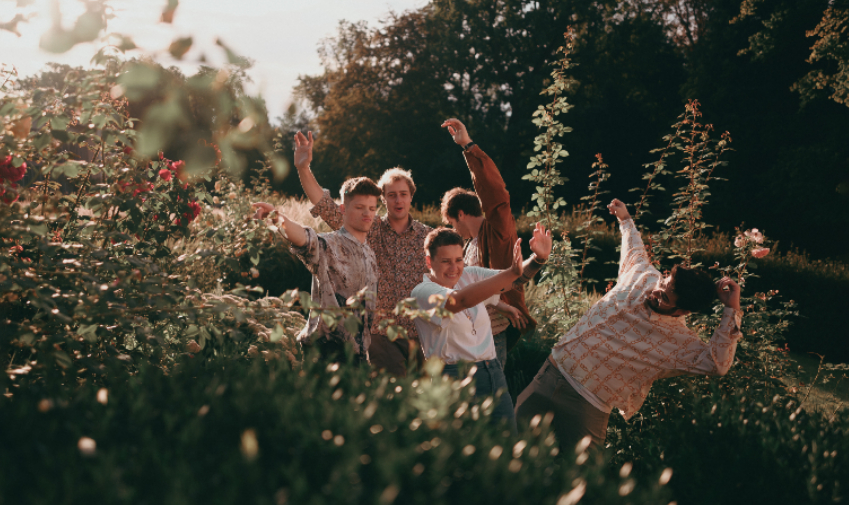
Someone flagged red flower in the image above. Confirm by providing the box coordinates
[169,160,186,181]
[159,152,164,160]
[132,181,154,197]
[158,169,172,181]
[0,156,27,183]
[123,146,133,154]
[153,214,159,221]
[188,201,201,220]
[174,218,182,226]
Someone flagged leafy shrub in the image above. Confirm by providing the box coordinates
[0,353,671,505]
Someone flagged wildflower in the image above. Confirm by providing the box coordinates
[744,228,764,244]
[213,196,220,204]
[751,247,770,259]
[174,218,182,226]
[228,192,237,200]
[734,235,746,248]
[186,340,201,353]
[0,155,27,182]
[153,214,159,221]
[123,146,133,154]
[159,152,164,160]
[248,344,259,357]
[169,160,186,181]
[250,267,259,278]
[214,180,223,192]
[132,181,154,197]
[158,169,172,181]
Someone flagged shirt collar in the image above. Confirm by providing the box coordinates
[339,226,369,247]
[380,214,418,234]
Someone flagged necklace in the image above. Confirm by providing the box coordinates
[462,308,477,335]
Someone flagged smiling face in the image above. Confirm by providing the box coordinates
[426,244,465,288]
[382,179,413,223]
[340,194,379,234]
[646,274,681,315]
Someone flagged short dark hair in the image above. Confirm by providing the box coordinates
[340,177,382,204]
[424,227,465,258]
[440,187,482,222]
[670,265,717,314]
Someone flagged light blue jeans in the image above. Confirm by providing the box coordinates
[442,359,518,435]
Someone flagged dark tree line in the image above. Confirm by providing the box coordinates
[291,0,849,259]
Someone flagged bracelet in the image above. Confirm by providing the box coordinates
[532,254,547,265]
[463,141,476,151]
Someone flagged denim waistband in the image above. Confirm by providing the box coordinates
[443,359,501,370]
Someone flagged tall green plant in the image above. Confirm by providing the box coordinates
[523,29,584,329]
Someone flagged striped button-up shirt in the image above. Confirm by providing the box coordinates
[551,218,742,420]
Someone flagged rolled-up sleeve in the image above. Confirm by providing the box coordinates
[290,227,322,275]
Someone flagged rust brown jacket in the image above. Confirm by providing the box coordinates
[462,145,537,350]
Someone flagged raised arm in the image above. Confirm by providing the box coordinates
[442,118,515,248]
[294,131,325,205]
[608,198,651,278]
[445,239,524,313]
[512,222,552,288]
[678,278,743,376]
[251,202,307,247]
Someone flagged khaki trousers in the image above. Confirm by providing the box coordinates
[514,357,610,452]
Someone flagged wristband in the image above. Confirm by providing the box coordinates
[532,254,547,265]
[463,141,476,151]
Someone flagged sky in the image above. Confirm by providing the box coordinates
[0,0,428,120]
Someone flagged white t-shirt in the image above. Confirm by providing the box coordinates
[411,266,500,364]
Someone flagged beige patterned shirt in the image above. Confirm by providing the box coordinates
[311,189,431,341]
[551,218,743,420]
[290,226,378,360]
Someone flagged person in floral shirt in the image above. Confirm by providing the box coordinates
[252,177,381,365]
[291,131,431,376]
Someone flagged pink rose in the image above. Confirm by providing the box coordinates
[158,169,172,181]
[751,247,770,259]
[744,228,764,244]
[734,236,746,248]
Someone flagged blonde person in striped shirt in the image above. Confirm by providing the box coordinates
[515,198,742,451]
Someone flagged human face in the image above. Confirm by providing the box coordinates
[340,195,379,234]
[446,212,472,240]
[382,179,412,223]
[426,244,465,288]
[646,274,680,315]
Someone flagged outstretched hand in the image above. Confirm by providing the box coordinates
[716,277,741,310]
[294,131,314,170]
[529,222,553,260]
[441,118,473,147]
[607,198,631,221]
[251,202,281,223]
[509,238,523,277]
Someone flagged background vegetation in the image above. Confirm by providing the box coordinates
[1,1,848,504]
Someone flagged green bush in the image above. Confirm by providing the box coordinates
[0,353,670,505]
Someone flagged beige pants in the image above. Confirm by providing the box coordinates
[514,357,610,451]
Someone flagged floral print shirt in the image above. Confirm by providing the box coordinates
[290,226,378,360]
[310,189,432,341]
[551,218,743,420]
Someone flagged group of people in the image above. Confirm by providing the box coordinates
[252,119,743,450]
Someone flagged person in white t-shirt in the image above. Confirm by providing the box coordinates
[412,224,552,432]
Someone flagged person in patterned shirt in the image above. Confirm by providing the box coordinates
[251,177,381,365]
[291,131,431,376]
[515,198,743,451]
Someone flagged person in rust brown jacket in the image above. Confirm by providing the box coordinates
[439,118,539,367]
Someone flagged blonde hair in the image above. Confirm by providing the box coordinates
[377,167,416,197]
